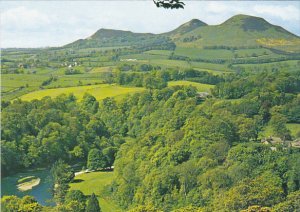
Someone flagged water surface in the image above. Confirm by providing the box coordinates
[1,168,54,206]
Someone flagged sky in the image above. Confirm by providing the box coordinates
[1,1,300,48]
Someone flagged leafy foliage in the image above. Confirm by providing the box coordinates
[153,0,185,9]
[86,193,101,212]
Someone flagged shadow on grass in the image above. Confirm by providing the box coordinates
[94,168,114,173]
[72,179,84,183]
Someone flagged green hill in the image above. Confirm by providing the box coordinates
[64,14,300,53]
[65,28,176,51]
[175,14,300,52]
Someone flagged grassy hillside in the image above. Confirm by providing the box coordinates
[65,29,175,51]
[175,15,300,52]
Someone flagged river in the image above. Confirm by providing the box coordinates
[1,168,55,206]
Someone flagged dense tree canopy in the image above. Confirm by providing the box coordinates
[1,67,300,211]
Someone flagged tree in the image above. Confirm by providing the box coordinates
[273,190,300,212]
[65,190,86,212]
[81,93,99,114]
[1,195,43,212]
[51,160,75,204]
[86,193,101,212]
[153,0,185,9]
[143,75,167,91]
[65,190,86,204]
[270,113,291,140]
[87,148,107,170]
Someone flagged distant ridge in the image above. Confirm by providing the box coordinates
[64,14,300,53]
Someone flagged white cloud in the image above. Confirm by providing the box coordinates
[1,6,51,30]
[0,1,299,48]
[254,5,300,21]
[206,2,230,14]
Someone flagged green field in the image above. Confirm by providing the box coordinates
[120,53,169,60]
[169,80,214,92]
[174,46,280,60]
[125,58,230,72]
[18,81,213,102]
[260,123,300,139]
[174,47,234,60]
[69,171,122,212]
[19,84,145,101]
[144,50,172,56]
[90,66,115,73]
[232,60,300,71]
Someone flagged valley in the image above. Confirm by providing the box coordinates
[1,13,300,212]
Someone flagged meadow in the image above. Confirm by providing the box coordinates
[69,171,122,212]
[19,84,145,101]
[124,58,230,72]
[17,81,213,102]
[168,80,214,92]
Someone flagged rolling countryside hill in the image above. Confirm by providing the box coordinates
[175,14,300,52]
[65,14,300,53]
[64,28,176,50]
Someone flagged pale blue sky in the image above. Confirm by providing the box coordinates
[1,1,299,48]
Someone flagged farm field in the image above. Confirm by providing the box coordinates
[120,53,169,60]
[90,66,115,73]
[19,84,145,101]
[1,74,49,92]
[174,47,234,60]
[232,60,300,71]
[126,59,230,72]
[69,171,122,212]
[174,46,288,61]
[18,81,213,102]
[144,50,173,56]
[168,80,214,92]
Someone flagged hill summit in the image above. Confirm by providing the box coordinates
[165,19,207,37]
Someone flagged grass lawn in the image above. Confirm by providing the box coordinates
[19,84,145,101]
[168,80,214,92]
[69,171,122,212]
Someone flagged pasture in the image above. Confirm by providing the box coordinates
[126,58,230,72]
[169,80,214,92]
[19,84,144,101]
[174,47,234,60]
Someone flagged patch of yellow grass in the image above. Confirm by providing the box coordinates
[256,38,300,47]
[19,84,145,101]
